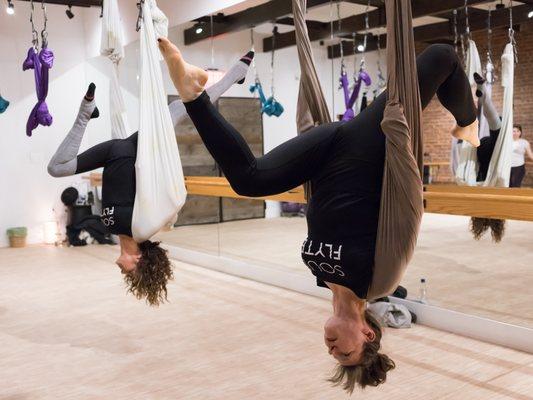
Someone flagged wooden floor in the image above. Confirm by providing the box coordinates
[156,214,533,328]
[1,245,532,399]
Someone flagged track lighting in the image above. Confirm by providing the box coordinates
[6,0,14,15]
[196,27,203,34]
[528,10,533,19]
[357,44,365,52]
[66,5,75,19]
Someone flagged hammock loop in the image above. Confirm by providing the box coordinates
[29,0,39,50]
[452,9,459,54]
[40,0,48,48]
[270,24,278,97]
[136,0,145,32]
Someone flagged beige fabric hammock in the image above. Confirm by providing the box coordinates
[293,0,424,300]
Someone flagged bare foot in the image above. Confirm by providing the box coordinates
[452,119,480,147]
[158,37,208,102]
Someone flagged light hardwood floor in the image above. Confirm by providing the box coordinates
[156,213,533,328]
[0,245,532,399]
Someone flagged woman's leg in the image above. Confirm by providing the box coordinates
[510,165,526,187]
[474,73,502,131]
[168,52,253,127]
[416,44,478,130]
[185,92,341,196]
[159,37,341,197]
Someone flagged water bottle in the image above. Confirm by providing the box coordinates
[419,278,428,304]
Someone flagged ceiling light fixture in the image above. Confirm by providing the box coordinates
[66,5,75,19]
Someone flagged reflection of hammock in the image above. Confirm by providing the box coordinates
[131,0,187,242]
[339,64,371,121]
[100,0,130,139]
[249,79,284,117]
[0,92,10,113]
[293,0,423,299]
[455,40,514,188]
[23,47,54,136]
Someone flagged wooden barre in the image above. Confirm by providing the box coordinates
[82,174,533,221]
[185,177,533,222]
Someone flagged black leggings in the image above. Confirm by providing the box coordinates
[510,165,526,187]
[184,44,476,198]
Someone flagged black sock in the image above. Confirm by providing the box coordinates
[237,51,255,84]
[473,72,485,85]
[84,83,99,119]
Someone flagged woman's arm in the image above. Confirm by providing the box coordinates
[525,140,533,161]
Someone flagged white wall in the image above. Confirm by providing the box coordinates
[0,1,385,247]
[0,3,106,247]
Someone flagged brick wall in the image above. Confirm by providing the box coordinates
[418,21,533,187]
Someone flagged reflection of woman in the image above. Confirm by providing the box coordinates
[510,125,533,187]
[159,38,478,393]
[473,73,502,182]
[47,54,253,305]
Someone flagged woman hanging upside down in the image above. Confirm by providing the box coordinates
[47,52,254,306]
[158,38,478,393]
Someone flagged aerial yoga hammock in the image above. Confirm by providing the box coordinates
[339,52,371,121]
[47,0,253,305]
[100,0,130,139]
[158,0,478,390]
[295,0,430,300]
[249,26,284,117]
[336,4,372,122]
[23,0,54,137]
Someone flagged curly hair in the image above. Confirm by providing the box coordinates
[470,217,506,243]
[328,309,395,395]
[123,240,173,306]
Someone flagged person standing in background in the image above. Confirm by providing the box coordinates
[510,125,533,187]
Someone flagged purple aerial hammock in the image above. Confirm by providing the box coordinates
[338,44,372,121]
[23,0,54,137]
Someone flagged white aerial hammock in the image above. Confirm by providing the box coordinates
[454,0,482,186]
[131,0,187,242]
[454,37,482,185]
[484,42,514,187]
[455,2,515,188]
[100,0,130,139]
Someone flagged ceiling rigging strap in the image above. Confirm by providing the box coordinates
[270,24,278,97]
[30,0,39,50]
[250,28,259,81]
[40,0,48,48]
[452,9,459,54]
[210,14,215,68]
[508,0,518,62]
[337,1,344,64]
[360,0,371,70]
[486,6,495,83]
[135,0,145,32]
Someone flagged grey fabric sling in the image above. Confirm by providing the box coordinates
[292,0,424,300]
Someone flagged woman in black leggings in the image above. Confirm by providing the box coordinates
[46,53,254,305]
[159,38,477,392]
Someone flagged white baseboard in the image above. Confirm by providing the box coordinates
[163,243,533,354]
